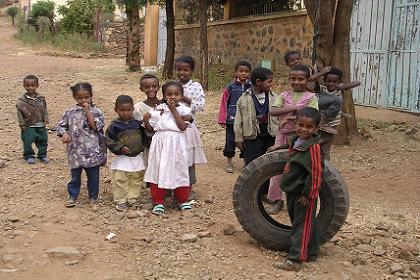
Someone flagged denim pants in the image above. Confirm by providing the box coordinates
[67,166,100,200]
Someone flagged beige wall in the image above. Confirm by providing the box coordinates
[175,11,313,70]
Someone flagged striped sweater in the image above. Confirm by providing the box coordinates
[281,134,323,199]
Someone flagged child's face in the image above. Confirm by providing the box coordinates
[164,85,183,104]
[255,75,273,93]
[23,79,39,95]
[235,65,251,82]
[286,54,302,68]
[176,62,193,84]
[140,78,159,99]
[324,74,341,92]
[115,103,134,121]
[289,70,308,92]
[74,90,92,106]
[295,116,318,140]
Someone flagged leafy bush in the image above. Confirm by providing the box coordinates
[59,0,96,34]
[27,0,55,31]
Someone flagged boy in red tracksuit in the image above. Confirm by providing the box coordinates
[268,107,323,271]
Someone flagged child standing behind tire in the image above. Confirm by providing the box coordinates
[268,107,323,271]
[234,67,277,166]
[57,83,106,208]
[143,81,193,215]
[16,75,50,164]
[106,95,147,212]
[217,60,252,173]
[266,64,319,215]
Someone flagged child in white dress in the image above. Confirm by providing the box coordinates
[143,81,193,215]
[175,55,207,188]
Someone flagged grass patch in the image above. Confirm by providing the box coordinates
[14,29,105,54]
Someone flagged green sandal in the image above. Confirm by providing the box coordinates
[179,202,192,211]
[152,204,165,215]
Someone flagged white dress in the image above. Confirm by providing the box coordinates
[144,103,192,190]
[182,80,207,166]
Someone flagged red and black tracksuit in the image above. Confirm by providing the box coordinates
[281,134,323,262]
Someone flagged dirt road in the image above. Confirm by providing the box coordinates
[0,17,419,280]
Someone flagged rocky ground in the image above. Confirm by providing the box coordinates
[0,17,419,280]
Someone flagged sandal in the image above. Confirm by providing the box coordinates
[152,204,165,215]
[179,202,192,211]
[276,259,302,271]
[65,198,77,208]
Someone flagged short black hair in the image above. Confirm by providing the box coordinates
[290,63,311,78]
[162,80,184,97]
[235,60,252,71]
[250,67,273,85]
[284,51,301,64]
[325,67,343,80]
[140,73,159,86]
[24,74,39,83]
[115,95,133,107]
[175,55,195,71]
[71,82,92,97]
[297,107,321,126]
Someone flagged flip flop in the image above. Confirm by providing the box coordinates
[179,202,192,211]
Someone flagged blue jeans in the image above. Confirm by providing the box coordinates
[67,166,100,200]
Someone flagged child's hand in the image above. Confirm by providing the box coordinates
[81,101,91,111]
[167,99,177,112]
[20,126,26,132]
[267,145,281,153]
[62,132,71,143]
[121,146,130,155]
[235,142,244,150]
[143,112,151,122]
[298,195,310,207]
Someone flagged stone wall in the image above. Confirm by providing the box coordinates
[175,11,313,70]
[102,20,144,58]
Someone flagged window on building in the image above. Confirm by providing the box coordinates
[231,0,305,18]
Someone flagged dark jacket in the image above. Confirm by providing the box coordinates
[317,90,342,120]
[105,118,148,157]
[218,80,252,124]
[16,93,49,129]
[281,134,323,200]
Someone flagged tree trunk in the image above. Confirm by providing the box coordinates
[304,0,357,145]
[12,16,15,26]
[198,0,209,90]
[332,0,356,144]
[126,2,141,71]
[94,7,101,43]
[163,0,175,79]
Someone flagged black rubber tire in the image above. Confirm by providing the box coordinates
[233,150,349,251]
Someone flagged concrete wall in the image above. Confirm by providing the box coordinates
[174,11,313,70]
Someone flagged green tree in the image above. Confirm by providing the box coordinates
[6,6,19,26]
[28,0,55,32]
[58,0,95,34]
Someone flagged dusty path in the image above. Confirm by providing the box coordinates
[0,17,419,280]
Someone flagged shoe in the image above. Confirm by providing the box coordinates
[39,157,50,164]
[179,202,192,211]
[266,200,284,215]
[65,198,77,208]
[25,158,35,164]
[225,164,234,173]
[151,204,165,215]
[276,259,302,271]
[115,203,128,212]
[89,198,98,204]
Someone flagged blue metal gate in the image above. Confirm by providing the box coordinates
[350,0,420,112]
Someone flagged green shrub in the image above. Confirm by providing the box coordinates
[14,29,105,53]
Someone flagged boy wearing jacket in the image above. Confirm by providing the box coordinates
[268,107,323,271]
[218,60,252,173]
[234,67,278,166]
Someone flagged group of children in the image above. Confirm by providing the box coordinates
[17,55,207,215]
[17,50,359,272]
[216,50,359,270]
